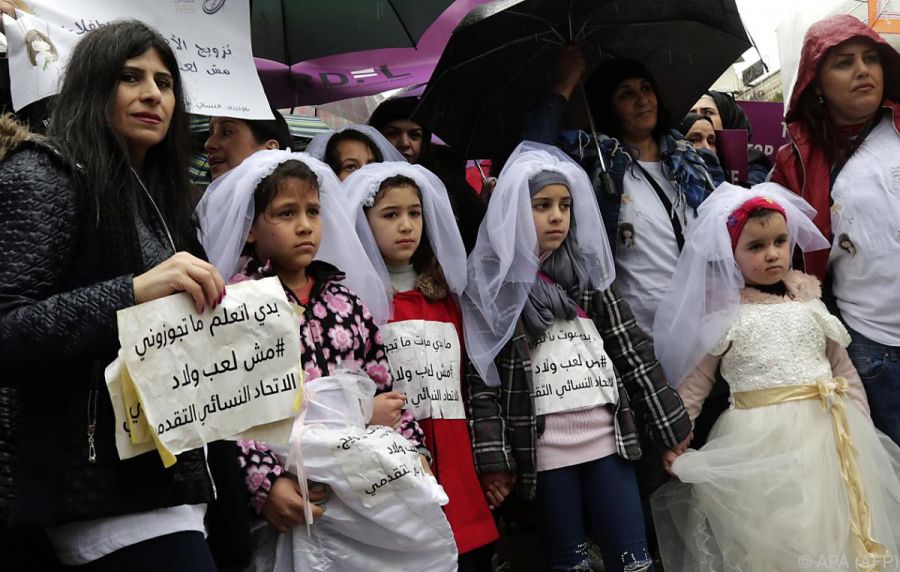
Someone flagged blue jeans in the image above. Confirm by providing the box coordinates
[846,326,900,446]
[535,454,654,572]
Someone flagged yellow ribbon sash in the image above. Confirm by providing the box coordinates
[732,378,890,572]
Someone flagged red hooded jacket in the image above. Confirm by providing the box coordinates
[771,14,900,281]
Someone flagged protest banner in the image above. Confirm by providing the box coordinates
[111,277,300,464]
[4,0,272,118]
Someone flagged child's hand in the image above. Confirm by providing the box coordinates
[133,252,226,314]
[479,471,516,509]
[663,432,693,477]
[419,454,433,476]
[261,475,326,533]
[370,391,405,428]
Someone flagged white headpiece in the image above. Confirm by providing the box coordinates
[195,149,390,322]
[342,162,467,322]
[652,182,830,387]
[461,141,616,387]
[305,124,406,165]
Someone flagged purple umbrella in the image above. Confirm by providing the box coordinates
[255,0,494,108]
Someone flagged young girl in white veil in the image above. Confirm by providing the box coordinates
[343,161,499,569]
[194,150,441,566]
[462,141,692,572]
[651,182,900,572]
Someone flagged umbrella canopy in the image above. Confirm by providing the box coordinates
[253,0,493,108]
[414,0,752,158]
[251,0,456,65]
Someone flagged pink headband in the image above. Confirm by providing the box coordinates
[727,196,787,249]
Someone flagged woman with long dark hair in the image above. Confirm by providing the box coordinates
[0,20,225,570]
[772,14,900,446]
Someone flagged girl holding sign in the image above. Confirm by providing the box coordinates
[651,182,900,571]
[343,162,499,570]
[195,150,432,530]
[461,142,692,572]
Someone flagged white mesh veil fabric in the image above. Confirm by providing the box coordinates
[652,182,831,387]
[341,162,468,322]
[461,141,616,387]
[194,149,390,323]
[305,124,407,164]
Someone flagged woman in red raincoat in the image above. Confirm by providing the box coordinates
[772,14,900,446]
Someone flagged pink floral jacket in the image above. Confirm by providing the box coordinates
[233,259,426,513]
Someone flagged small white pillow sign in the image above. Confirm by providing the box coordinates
[113,277,300,460]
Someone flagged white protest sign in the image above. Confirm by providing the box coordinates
[529,318,619,416]
[4,0,273,118]
[328,425,429,508]
[380,320,466,421]
[115,277,300,457]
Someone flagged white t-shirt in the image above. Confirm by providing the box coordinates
[829,115,900,345]
[46,504,207,565]
[615,161,688,335]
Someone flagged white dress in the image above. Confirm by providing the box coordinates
[651,299,900,572]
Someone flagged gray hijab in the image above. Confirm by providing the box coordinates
[521,171,592,337]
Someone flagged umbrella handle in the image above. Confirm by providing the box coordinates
[578,83,617,198]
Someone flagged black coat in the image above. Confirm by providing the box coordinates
[0,118,215,527]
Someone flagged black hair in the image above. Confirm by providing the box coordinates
[583,58,674,143]
[243,108,292,149]
[323,129,383,176]
[795,86,874,166]
[367,96,432,161]
[47,20,199,274]
[747,207,784,224]
[372,175,447,289]
[243,160,319,258]
[253,160,319,218]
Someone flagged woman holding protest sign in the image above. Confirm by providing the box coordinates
[771,14,900,447]
[0,20,227,570]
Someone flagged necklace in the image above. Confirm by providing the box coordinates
[130,167,177,255]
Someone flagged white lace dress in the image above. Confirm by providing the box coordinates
[651,299,900,572]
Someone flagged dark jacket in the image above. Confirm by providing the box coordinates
[466,284,691,500]
[523,93,719,253]
[0,116,215,527]
[771,15,900,282]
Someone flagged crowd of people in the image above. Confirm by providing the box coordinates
[1,10,899,572]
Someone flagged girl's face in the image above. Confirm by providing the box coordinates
[610,77,658,141]
[733,212,789,286]
[531,183,571,254]
[247,177,321,276]
[366,184,423,266]
[109,48,176,167]
[336,139,375,181]
[685,120,717,154]
[817,38,884,125]
[205,117,270,180]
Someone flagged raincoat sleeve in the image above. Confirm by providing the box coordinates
[466,354,516,474]
[521,93,569,145]
[587,285,692,449]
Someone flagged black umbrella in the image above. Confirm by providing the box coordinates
[414,0,752,159]
[251,0,456,65]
